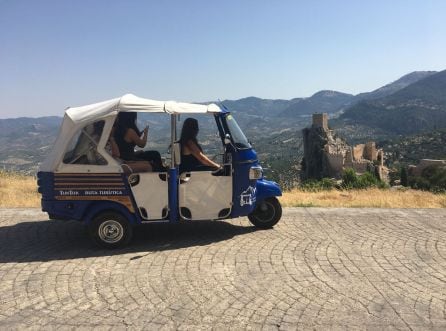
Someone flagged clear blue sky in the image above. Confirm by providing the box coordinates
[1,0,445,118]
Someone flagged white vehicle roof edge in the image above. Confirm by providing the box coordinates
[65,94,222,123]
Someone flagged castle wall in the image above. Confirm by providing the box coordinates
[325,152,344,177]
[351,161,368,174]
[344,148,353,168]
[353,144,364,161]
[376,165,389,182]
[301,127,329,180]
[377,150,384,166]
[364,141,377,161]
[409,159,446,176]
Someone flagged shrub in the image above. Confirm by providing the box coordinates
[341,168,358,189]
[341,168,387,189]
[357,171,378,188]
[320,178,337,190]
[409,176,430,190]
[300,169,388,191]
[409,165,446,192]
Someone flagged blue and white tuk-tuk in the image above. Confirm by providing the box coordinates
[37,94,282,248]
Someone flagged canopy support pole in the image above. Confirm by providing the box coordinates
[168,114,179,222]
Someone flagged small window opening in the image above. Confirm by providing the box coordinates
[63,120,107,165]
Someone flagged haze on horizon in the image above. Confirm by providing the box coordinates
[1,0,445,118]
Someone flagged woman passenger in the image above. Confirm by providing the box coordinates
[114,112,164,171]
[179,118,221,173]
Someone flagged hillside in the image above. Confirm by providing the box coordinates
[279,90,354,117]
[337,70,446,136]
[380,129,446,166]
[354,71,436,101]
[219,97,296,117]
[0,117,61,174]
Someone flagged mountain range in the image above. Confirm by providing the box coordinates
[1,69,445,183]
[335,70,446,137]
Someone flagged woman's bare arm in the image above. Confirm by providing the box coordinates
[109,137,120,158]
[125,128,148,148]
[186,140,220,169]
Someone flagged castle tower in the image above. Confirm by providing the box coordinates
[312,113,328,131]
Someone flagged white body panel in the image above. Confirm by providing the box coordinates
[130,173,169,220]
[179,172,232,220]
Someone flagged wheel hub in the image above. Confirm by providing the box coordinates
[255,201,275,223]
[260,202,269,212]
[98,220,124,244]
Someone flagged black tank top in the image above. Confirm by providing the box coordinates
[115,134,136,161]
[180,154,202,173]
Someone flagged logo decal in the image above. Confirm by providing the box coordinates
[240,186,256,206]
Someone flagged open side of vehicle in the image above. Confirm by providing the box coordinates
[37,94,282,248]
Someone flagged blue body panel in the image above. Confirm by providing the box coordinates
[230,148,259,217]
[255,178,282,202]
[168,168,179,223]
[82,200,138,225]
[229,149,282,218]
[37,171,140,224]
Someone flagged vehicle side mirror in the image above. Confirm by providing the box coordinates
[224,134,231,145]
[173,142,181,166]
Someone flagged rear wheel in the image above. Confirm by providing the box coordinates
[88,211,133,248]
[248,197,282,229]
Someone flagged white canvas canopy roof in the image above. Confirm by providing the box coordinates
[40,94,223,172]
[66,93,222,124]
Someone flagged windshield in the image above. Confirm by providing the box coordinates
[225,114,251,149]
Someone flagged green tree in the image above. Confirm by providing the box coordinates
[400,167,408,186]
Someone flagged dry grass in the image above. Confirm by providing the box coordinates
[1,171,445,209]
[0,171,40,208]
[280,187,446,208]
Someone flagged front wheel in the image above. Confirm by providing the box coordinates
[88,211,133,248]
[248,197,282,229]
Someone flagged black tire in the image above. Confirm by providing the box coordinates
[88,211,133,249]
[248,197,282,229]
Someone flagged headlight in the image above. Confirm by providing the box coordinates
[249,166,263,180]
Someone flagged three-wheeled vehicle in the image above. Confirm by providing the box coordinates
[37,94,282,248]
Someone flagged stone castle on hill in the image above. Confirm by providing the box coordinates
[301,113,388,181]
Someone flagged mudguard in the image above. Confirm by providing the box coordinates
[83,201,139,225]
[255,178,282,203]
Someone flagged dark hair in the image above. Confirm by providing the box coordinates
[115,112,140,137]
[179,118,202,152]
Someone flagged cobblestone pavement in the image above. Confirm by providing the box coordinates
[0,208,445,330]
